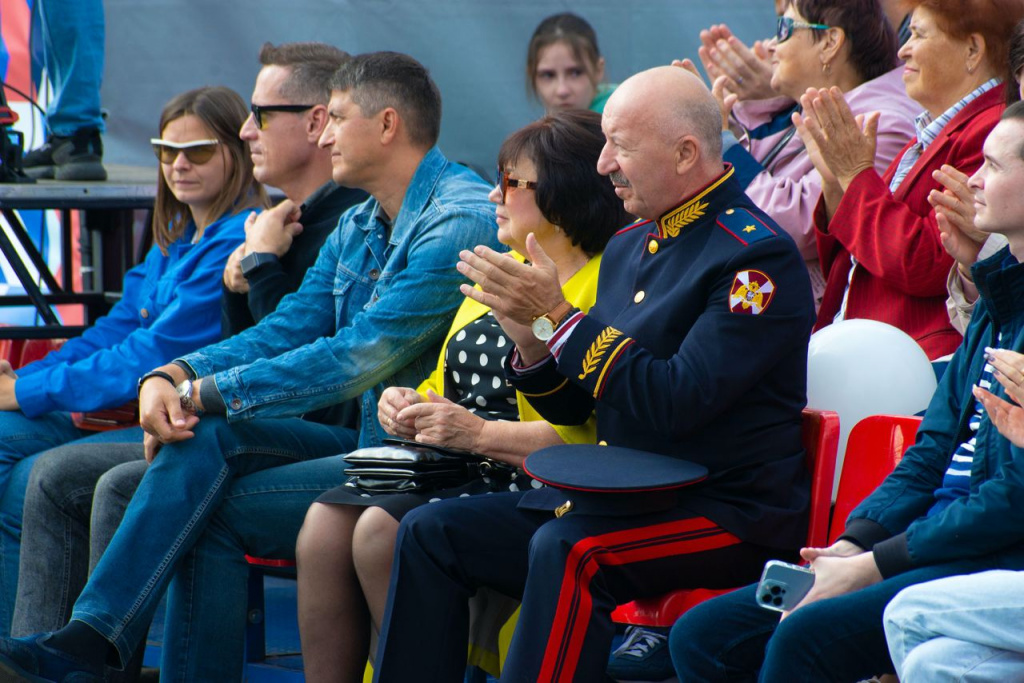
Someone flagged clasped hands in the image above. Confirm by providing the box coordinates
[223,199,305,294]
[138,366,205,462]
[780,539,881,620]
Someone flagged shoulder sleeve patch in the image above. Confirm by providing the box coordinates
[729,270,776,315]
[716,208,777,246]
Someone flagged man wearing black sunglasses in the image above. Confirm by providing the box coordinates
[224,42,367,338]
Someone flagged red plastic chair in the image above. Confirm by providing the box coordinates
[611,408,841,627]
[244,555,298,664]
[828,414,921,542]
[15,338,64,368]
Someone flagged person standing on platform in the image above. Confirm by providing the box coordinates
[21,0,107,181]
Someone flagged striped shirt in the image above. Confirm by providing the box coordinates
[929,332,1002,515]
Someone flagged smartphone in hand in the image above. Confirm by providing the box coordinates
[755,560,815,612]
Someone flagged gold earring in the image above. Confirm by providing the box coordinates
[822,61,832,75]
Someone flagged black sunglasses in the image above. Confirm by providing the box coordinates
[249,103,315,130]
[496,169,539,203]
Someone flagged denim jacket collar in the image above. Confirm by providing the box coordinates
[355,146,448,246]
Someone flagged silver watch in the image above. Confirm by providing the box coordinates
[176,379,199,414]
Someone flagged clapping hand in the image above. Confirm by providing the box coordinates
[929,165,985,273]
[697,24,776,101]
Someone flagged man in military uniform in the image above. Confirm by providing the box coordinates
[372,66,816,682]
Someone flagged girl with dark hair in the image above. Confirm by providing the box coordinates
[527,12,616,113]
[0,84,264,634]
[295,110,629,683]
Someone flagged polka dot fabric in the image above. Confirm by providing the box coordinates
[444,313,519,421]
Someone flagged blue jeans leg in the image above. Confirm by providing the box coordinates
[884,569,1024,678]
[11,439,144,637]
[0,409,139,636]
[670,557,1003,683]
[160,455,348,683]
[35,0,105,134]
[70,416,356,667]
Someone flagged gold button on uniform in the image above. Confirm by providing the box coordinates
[648,240,659,254]
[140,308,149,319]
[725,209,735,215]
[634,290,646,304]
[598,440,608,446]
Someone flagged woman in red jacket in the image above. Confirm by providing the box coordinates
[795,0,1023,362]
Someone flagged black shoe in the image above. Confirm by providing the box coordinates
[0,633,103,682]
[23,128,107,181]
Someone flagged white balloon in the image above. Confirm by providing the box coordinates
[807,319,938,499]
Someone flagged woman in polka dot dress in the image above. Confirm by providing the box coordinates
[295,110,631,682]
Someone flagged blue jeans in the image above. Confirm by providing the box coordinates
[68,416,356,668]
[668,557,1005,682]
[12,441,145,637]
[884,570,1024,681]
[0,408,142,636]
[161,455,347,682]
[35,0,105,135]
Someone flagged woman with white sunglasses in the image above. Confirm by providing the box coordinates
[0,85,264,635]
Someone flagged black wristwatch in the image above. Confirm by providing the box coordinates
[240,252,279,278]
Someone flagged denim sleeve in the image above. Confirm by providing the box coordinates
[210,207,499,421]
[181,230,342,379]
[14,220,244,417]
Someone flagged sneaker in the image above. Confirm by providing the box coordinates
[23,128,106,181]
[607,625,674,682]
[0,633,103,683]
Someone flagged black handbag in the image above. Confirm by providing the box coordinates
[343,438,515,493]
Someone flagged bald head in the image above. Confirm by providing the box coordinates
[611,66,723,161]
[597,66,725,219]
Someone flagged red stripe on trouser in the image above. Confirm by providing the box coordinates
[538,517,740,682]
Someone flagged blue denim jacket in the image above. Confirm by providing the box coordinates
[181,148,500,447]
[14,210,248,417]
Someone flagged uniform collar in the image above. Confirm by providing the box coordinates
[655,165,736,239]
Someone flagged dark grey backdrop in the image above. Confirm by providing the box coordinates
[102,0,776,174]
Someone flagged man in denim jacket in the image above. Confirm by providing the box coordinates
[0,51,499,682]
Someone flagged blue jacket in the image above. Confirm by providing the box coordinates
[180,147,500,447]
[844,248,1024,577]
[14,210,248,417]
[509,167,816,548]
